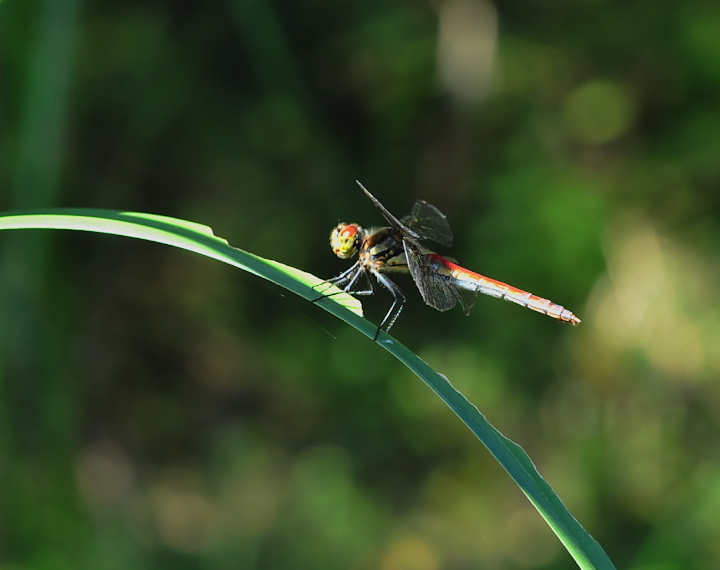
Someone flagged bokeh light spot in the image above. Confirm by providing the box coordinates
[381,536,440,570]
[563,80,635,143]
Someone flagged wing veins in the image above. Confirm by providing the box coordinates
[403,240,469,313]
[401,200,453,246]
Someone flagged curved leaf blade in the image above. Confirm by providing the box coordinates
[0,209,363,321]
[0,208,615,569]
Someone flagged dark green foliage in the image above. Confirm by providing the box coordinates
[1,0,719,567]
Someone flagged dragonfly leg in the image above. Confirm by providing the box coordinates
[342,268,376,297]
[312,264,372,304]
[313,264,358,293]
[373,272,406,340]
[311,263,360,303]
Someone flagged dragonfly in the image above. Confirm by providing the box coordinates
[321,181,580,338]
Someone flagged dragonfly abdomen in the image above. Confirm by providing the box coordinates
[430,254,581,325]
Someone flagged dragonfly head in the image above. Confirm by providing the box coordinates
[330,223,362,259]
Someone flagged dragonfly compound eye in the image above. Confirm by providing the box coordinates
[330,223,361,259]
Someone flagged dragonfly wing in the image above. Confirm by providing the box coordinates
[401,200,453,246]
[357,181,422,239]
[454,287,477,316]
[403,240,463,312]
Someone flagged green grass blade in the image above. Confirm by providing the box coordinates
[0,209,363,321]
[384,339,615,569]
[0,208,615,569]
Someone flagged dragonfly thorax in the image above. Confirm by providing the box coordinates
[330,223,362,259]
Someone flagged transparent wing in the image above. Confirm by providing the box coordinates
[357,181,421,239]
[403,240,473,313]
[401,200,453,246]
[357,181,453,246]
[454,287,477,315]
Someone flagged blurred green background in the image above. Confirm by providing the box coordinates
[2,0,720,568]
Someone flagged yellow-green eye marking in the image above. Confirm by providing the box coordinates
[330,223,361,259]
